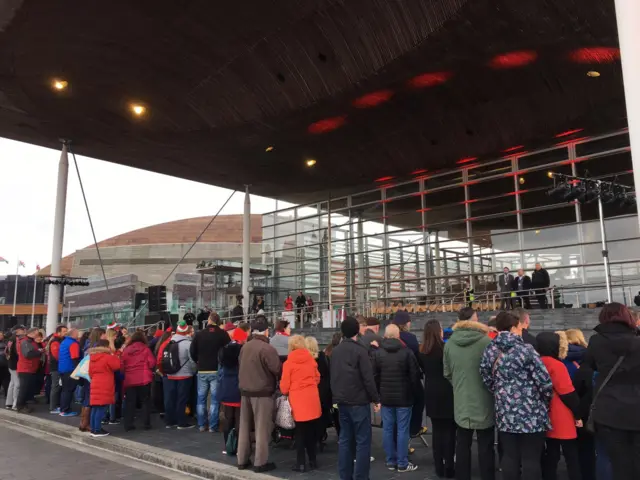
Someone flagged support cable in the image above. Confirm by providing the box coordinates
[161,189,237,286]
[69,147,117,323]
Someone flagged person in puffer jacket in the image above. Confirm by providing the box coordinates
[121,331,157,431]
[480,311,552,480]
[88,340,121,437]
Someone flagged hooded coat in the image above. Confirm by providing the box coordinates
[372,337,421,407]
[585,321,640,431]
[480,332,552,434]
[443,321,494,430]
[88,347,121,406]
[280,348,321,422]
[121,341,157,389]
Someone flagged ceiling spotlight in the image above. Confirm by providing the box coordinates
[130,104,146,116]
[52,79,68,91]
[519,177,525,185]
[547,171,555,179]
[587,71,601,77]
[306,159,317,167]
[535,230,541,235]
[576,181,600,204]
[265,146,274,152]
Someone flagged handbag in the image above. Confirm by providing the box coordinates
[586,356,625,433]
[71,355,91,382]
[225,427,238,456]
[275,395,296,430]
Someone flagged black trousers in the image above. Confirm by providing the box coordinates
[536,289,548,309]
[410,387,424,436]
[499,431,545,480]
[295,419,318,466]
[222,404,241,444]
[577,428,596,480]
[16,373,37,409]
[431,418,456,476]
[151,377,164,413]
[500,295,513,310]
[0,366,10,396]
[123,384,151,429]
[542,438,580,480]
[598,425,640,480]
[456,426,495,480]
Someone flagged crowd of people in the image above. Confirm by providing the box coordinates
[1,300,639,480]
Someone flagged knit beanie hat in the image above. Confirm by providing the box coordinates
[392,310,410,326]
[106,321,119,330]
[176,321,189,334]
[341,316,360,339]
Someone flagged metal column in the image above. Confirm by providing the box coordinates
[570,144,588,302]
[242,186,251,316]
[614,0,640,231]
[357,216,365,306]
[463,168,474,288]
[420,178,430,296]
[327,200,333,324]
[381,188,391,303]
[513,157,525,268]
[46,142,69,336]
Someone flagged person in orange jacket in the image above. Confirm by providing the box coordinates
[280,335,321,472]
[88,340,121,437]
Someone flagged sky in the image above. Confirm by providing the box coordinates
[0,137,291,276]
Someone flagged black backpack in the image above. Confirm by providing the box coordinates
[161,339,186,375]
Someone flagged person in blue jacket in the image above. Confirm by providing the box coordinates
[58,329,83,417]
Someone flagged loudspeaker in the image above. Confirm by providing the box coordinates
[148,286,167,312]
[135,292,148,310]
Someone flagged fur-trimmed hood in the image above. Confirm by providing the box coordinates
[86,346,112,355]
[449,321,490,347]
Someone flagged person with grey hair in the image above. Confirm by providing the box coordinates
[373,324,421,472]
[237,316,281,473]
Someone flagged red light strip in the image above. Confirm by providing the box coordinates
[457,157,478,165]
[411,169,428,175]
[503,145,524,153]
[555,128,583,138]
[375,176,395,182]
[556,137,588,147]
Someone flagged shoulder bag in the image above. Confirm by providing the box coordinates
[586,356,624,433]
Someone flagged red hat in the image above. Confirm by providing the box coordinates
[224,322,236,332]
[154,329,164,338]
[231,328,249,344]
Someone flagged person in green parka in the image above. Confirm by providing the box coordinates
[443,319,495,480]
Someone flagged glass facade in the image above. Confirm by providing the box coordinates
[262,130,639,311]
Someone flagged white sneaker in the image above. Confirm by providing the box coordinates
[398,463,418,473]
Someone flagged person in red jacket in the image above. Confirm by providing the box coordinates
[280,335,322,472]
[88,340,121,437]
[121,331,157,431]
[537,331,582,480]
[15,328,44,413]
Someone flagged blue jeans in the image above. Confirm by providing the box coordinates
[163,377,193,427]
[381,406,412,468]
[338,405,372,480]
[196,372,219,430]
[90,405,106,433]
[596,438,613,480]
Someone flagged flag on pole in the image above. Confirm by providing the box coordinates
[36,264,41,271]
[18,260,26,268]
[0,257,8,264]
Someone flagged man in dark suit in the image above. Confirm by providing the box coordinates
[531,263,551,309]
[512,268,532,309]
[498,267,515,310]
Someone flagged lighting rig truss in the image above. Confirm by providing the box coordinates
[546,172,636,207]
[546,172,636,304]
[43,275,90,287]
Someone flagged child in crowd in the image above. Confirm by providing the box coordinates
[537,331,582,480]
[88,339,121,437]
